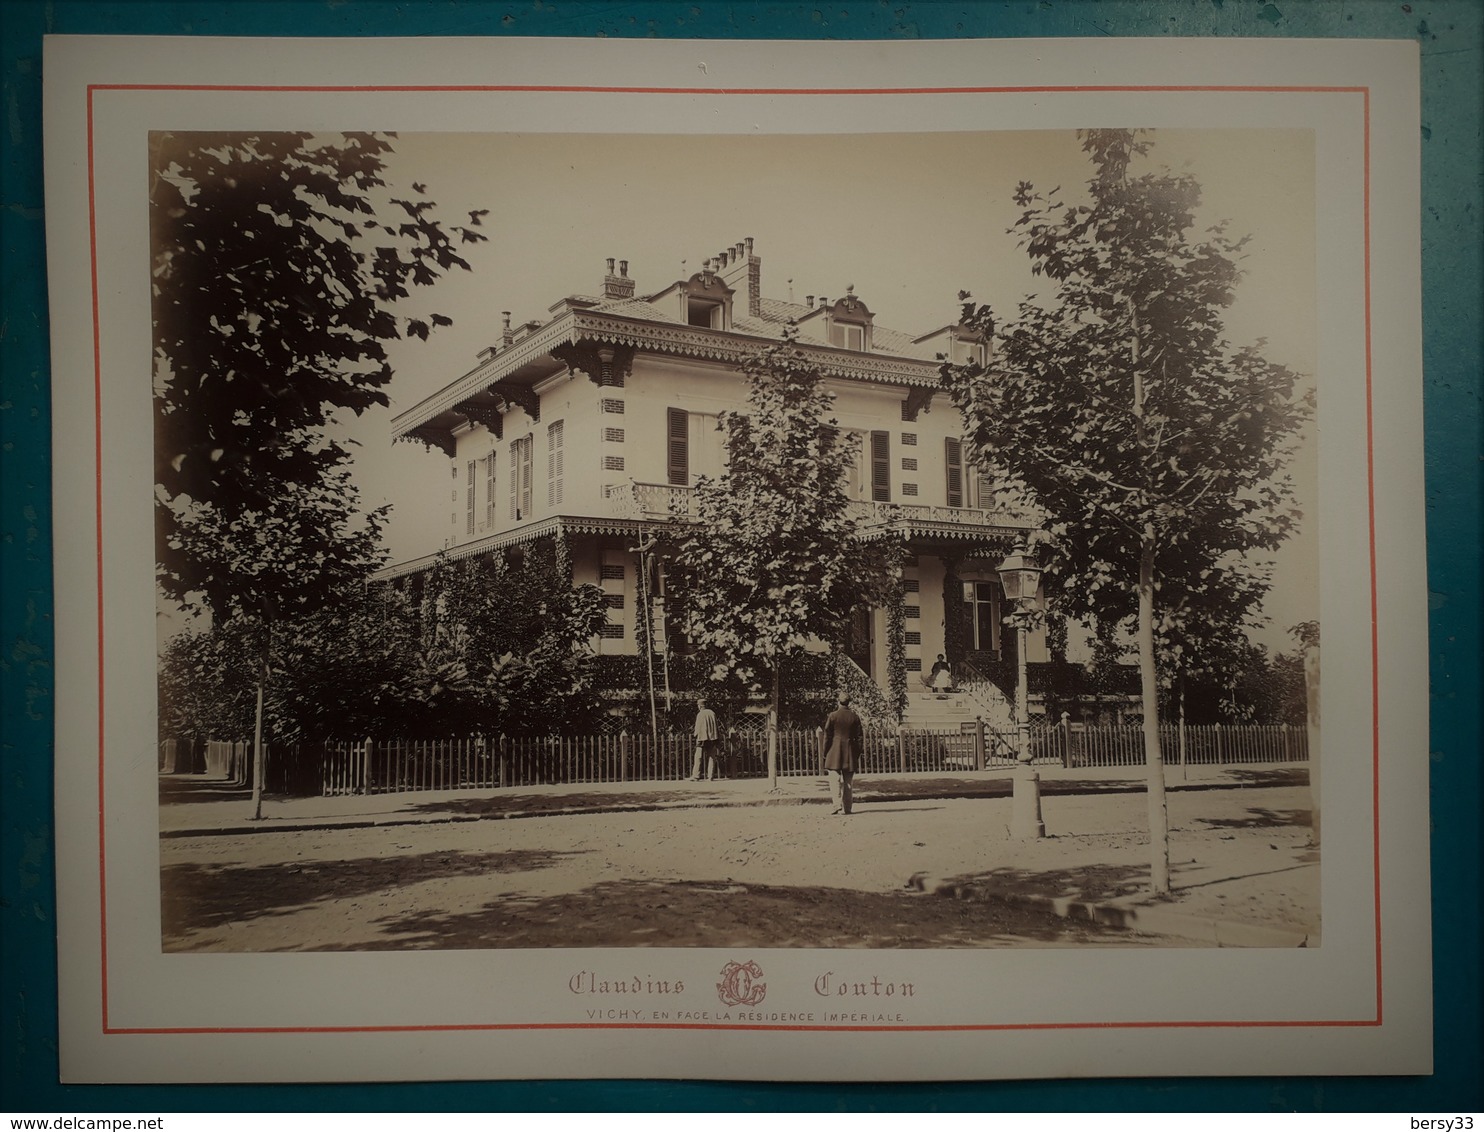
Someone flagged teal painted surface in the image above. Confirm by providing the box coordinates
[2,0,1478,1111]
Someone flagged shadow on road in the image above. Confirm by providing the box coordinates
[1224,767,1309,788]
[409,789,718,818]
[1197,807,1312,830]
[158,774,252,805]
[161,846,584,949]
[942,863,1154,904]
[354,878,1161,951]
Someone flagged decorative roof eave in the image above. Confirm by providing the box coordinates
[571,311,941,388]
[369,515,661,583]
[390,309,943,439]
[390,313,581,438]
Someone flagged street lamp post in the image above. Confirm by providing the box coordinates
[998,543,1045,839]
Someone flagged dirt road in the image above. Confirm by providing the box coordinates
[160,785,1315,951]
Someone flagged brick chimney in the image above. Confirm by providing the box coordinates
[746,237,760,318]
[715,237,760,317]
[603,257,635,300]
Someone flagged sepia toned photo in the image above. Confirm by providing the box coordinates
[47,34,1429,1082]
[152,127,1321,955]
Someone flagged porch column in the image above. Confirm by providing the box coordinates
[940,553,968,665]
[884,570,909,723]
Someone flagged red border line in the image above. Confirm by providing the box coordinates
[94,80,1380,1038]
[89,82,1371,96]
[1363,86,1383,1025]
[86,84,111,1034]
[106,1018,1382,1036]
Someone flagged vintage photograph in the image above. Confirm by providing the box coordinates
[152,127,1321,955]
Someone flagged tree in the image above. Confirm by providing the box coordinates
[151,130,486,815]
[158,618,260,774]
[941,130,1312,892]
[265,584,423,745]
[667,324,894,788]
[410,542,608,737]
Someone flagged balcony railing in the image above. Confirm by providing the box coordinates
[606,481,1028,529]
[845,499,1032,529]
[606,481,696,521]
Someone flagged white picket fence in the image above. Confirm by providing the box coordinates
[309,720,1307,797]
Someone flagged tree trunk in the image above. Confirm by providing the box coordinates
[1138,536,1170,894]
[1178,676,1188,782]
[250,612,276,821]
[771,664,783,789]
[250,652,267,821]
[767,665,780,790]
[1127,295,1169,894]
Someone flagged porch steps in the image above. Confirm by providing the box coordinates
[901,691,980,730]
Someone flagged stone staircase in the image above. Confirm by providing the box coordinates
[901,690,980,730]
[899,678,1023,769]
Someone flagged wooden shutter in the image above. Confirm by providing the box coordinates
[485,455,497,528]
[519,435,533,518]
[975,472,995,511]
[466,460,476,535]
[870,430,890,502]
[944,437,963,508]
[547,420,564,507]
[667,407,689,486]
[509,440,519,520]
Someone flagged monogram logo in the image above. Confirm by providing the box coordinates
[716,960,767,1007]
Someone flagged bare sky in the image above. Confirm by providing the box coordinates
[352,128,1317,649]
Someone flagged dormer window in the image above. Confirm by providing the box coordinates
[682,267,734,331]
[831,322,866,351]
[914,313,991,366]
[953,337,987,367]
[825,286,873,352]
[687,294,727,329]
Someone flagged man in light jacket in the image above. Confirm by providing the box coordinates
[822,693,864,816]
[689,697,721,780]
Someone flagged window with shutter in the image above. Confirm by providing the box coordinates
[466,460,476,536]
[485,455,497,528]
[547,420,564,507]
[945,437,964,508]
[667,407,689,486]
[510,435,533,520]
[870,430,890,502]
[509,439,518,520]
[519,435,533,518]
[975,472,995,511]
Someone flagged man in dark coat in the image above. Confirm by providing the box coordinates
[822,693,864,816]
[688,697,721,780]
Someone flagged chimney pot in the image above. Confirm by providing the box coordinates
[806,296,814,308]
[745,237,754,255]
[502,311,511,329]
[734,242,744,260]
[602,259,636,300]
